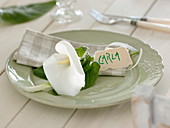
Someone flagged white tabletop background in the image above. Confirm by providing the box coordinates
[0,0,170,128]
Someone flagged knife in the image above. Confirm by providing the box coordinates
[104,14,170,25]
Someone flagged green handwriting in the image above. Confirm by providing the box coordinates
[98,52,120,64]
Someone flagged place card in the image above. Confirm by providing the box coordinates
[94,47,133,71]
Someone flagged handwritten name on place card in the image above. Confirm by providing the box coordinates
[94,47,133,71]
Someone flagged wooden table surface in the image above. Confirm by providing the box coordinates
[1,0,170,128]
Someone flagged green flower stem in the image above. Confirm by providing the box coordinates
[22,83,52,92]
[130,51,139,56]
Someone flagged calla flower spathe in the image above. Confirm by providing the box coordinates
[43,41,85,96]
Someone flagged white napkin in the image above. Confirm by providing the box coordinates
[13,29,126,76]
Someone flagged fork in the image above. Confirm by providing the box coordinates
[89,9,170,33]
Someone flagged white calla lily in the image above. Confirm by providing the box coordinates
[43,41,85,96]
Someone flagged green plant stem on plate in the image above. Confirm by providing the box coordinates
[22,83,52,92]
[0,0,56,24]
[130,51,139,56]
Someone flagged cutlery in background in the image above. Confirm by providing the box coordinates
[104,14,170,25]
[89,9,170,33]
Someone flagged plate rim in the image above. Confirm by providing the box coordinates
[5,29,164,109]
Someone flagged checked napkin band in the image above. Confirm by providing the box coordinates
[13,29,126,76]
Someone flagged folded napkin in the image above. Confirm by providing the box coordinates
[14,29,126,76]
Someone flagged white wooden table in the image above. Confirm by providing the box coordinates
[1,0,170,128]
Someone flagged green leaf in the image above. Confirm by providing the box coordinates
[80,54,100,90]
[82,62,100,90]
[81,54,93,72]
[48,89,59,96]
[0,1,56,24]
[75,47,88,57]
[33,66,47,80]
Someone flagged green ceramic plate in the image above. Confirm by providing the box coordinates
[6,30,164,109]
